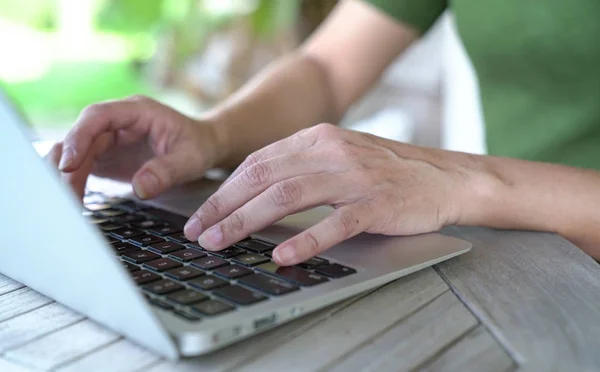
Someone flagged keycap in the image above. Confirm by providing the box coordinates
[166,232,192,244]
[173,310,201,322]
[142,279,183,295]
[213,285,267,305]
[167,289,208,305]
[296,257,330,270]
[148,241,184,255]
[164,266,204,281]
[130,234,165,246]
[169,249,206,262]
[150,298,173,310]
[143,258,182,272]
[111,214,143,224]
[315,264,357,278]
[112,227,144,239]
[238,274,299,296]
[104,234,119,244]
[99,222,125,232]
[190,256,228,270]
[191,300,234,316]
[188,275,228,291]
[186,241,205,250]
[122,261,139,272]
[122,250,161,264]
[235,239,275,254]
[231,253,270,267]
[132,220,165,229]
[132,270,161,285]
[213,265,252,279]
[210,247,244,259]
[111,242,139,254]
[86,203,112,211]
[148,225,181,236]
[257,263,328,286]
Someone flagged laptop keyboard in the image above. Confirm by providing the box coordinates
[83,191,357,322]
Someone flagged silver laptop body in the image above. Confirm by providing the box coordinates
[0,100,471,360]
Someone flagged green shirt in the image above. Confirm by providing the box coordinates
[366,0,600,169]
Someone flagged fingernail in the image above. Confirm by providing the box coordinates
[133,172,159,199]
[58,147,75,170]
[199,225,223,249]
[184,216,203,240]
[274,245,296,266]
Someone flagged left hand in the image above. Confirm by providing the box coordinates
[184,124,490,266]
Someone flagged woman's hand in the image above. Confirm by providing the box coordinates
[184,123,496,266]
[47,95,227,200]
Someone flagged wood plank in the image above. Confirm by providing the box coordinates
[232,268,448,372]
[0,302,84,352]
[0,274,23,296]
[0,358,31,372]
[4,319,120,371]
[327,291,478,372]
[439,226,600,370]
[56,339,160,372]
[0,288,52,322]
[422,326,516,372]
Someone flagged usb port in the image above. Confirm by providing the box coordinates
[254,314,277,330]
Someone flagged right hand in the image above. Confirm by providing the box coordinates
[47,95,226,200]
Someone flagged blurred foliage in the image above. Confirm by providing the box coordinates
[250,0,300,39]
[0,0,57,29]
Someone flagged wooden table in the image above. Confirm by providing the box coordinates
[1,224,599,372]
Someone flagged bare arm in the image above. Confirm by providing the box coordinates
[207,0,419,168]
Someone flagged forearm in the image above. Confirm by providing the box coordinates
[206,53,341,168]
[466,155,600,256]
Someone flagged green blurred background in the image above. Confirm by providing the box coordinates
[0,0,318,131]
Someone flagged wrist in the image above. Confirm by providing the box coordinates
[198,110,234,169]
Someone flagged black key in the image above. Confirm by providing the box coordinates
[111,214,143,224]
[111,242,140,254]
[173,310,201,322]
[167,289,208,305]
[122,261,139,272]
[210,247,244,259]
[185,241,205,250]
[122,250,161,264]
[231,253,270,267]
[114,200,145,211]
[297,257,330,270]
[191,299,234,316]
[238,274,299,296]
[190,256,228,270]
[99,222,125,232]
[148,225,181,236]
[150,298,174,310]
[86,203,112,211]
[257,263,328,286]
[213,285,267,305]
[264,251,274,258]
[104,234,119,244]
[148,241,184,255]
[143,258,182,272]
[143,279,183,295]
[164,266,204,281]
[132,270,161,285]
[316,264,357,278]
[235,239,275,254]
[132,220,166,229]
[130,234,165,246]
[169,249,206,262]
[112,227,144,239]
[213,265,252,279]
[166,232,192,244]
[188,275,228,291]
[141,207,189,227]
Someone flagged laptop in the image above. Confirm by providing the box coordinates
[0,97,471,360]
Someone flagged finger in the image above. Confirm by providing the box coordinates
[196,173,354,250]
[185,149,332,240]
[45,142,63,169]
[59,99,143,172]
[272,203,372,266]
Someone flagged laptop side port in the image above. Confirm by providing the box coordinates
[254,313,277,330]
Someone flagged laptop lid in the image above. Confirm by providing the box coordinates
[0,101,179,359]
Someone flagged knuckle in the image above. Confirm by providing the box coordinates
[126,94,152,103]
[80,103,107,118]
[152,158,178,185]
[333,209,359,239]
[243,161,272,188]
[269,180,301,208]
[303,231,321,257]
[312,123,338,139]
[202,195,223,216]
[243,152,262,168]
[227,212,246,232]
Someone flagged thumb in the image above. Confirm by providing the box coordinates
[131,151,205,199]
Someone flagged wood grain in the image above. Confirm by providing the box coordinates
[56,338,160,372]
[0,302,84,352]
[440,226,600,370]
[4,319,120,370]
[422,326,515,372]
[0,274,23,296]
[235,268,448,372]
[327,291,478,372]
[0,288,52,323]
